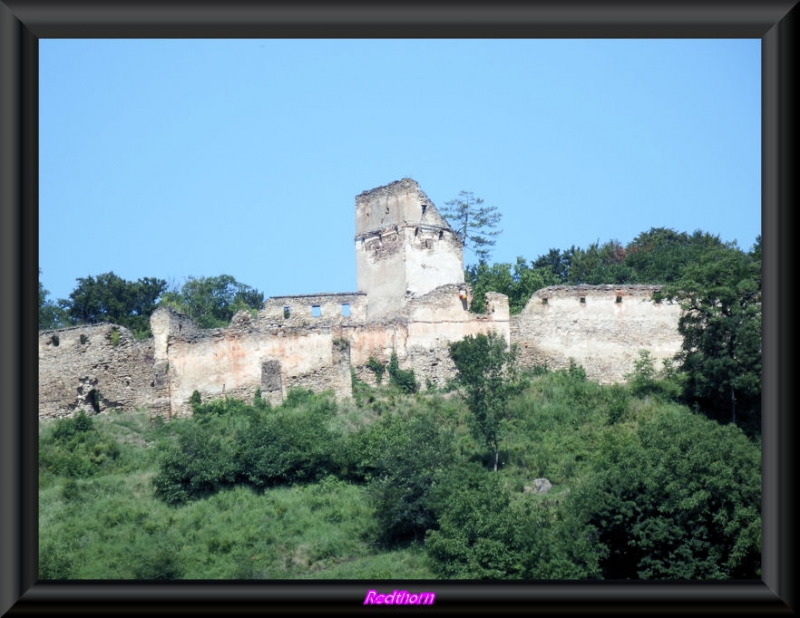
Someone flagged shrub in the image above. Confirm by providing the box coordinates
[366,357,386,385]
[152,422,240,505]
[387,351,417,394]
[367,412,458,545]
[239,395,341,488]
[569,408,761,579]
[40,412,121,478]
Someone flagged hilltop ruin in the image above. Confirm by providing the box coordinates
[39,178,683,419]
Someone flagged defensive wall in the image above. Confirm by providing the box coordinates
[38,178,684,419]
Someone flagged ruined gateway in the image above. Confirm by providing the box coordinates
[39,178,684,419]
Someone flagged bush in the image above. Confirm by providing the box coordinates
[569,408,761,579]
[40,412,120,478]
[367,412,458,545]
[153,392,345,504]
[387,352,417,394]
[240,394,341,488]
[366,357,386,385]
[152,422,241,505]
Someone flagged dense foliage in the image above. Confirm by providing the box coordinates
[158,274,265,329]
[448,332,523,471]
[39,270,167,338]
[40,360,761,580]
[38,271,264,334]
[655,237,761,433]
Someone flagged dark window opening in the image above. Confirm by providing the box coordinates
[580,297,586,304]
[312,305,322,318]
[439,230,444,240]
[51,334,59,347]
[80,334,88,345]
[341,303,351,317]
[421,204,427,214]
[616,296,623,303]
[542,298,548,305]
[283,306,290,319]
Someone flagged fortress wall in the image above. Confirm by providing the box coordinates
[511,285,683,383]
[262,292,367,324]
[355,177,445,235]
[38,323,167,419]
[355,228,407,319]
[165,323,347,417]
[403,228,464,297]
[404,288,511,388]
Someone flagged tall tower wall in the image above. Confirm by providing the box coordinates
[355,178,464,319]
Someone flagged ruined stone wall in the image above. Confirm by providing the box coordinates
[38,180,690,420]
[355,178,448,236]
[39,284,685,419]
[38,323,167,419]
[405,287,510,388]
[163,318,354,416]
[355,178,464,320]
[510,285,683,384]
[262,292,367,324]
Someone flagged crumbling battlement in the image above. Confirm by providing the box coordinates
[39,179,684,419]
[511,285,682,383]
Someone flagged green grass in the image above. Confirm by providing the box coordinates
[38,369,761,580]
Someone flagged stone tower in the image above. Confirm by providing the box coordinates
[355,178,465,320]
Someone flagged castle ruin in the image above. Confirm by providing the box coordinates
[38,178,684,419]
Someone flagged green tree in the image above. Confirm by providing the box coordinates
[368,412,458,545]
[623,227,726,284]
[440,190,502,264]
[62,272,167,338]
[655,240,761,431]
[569,408,761,579]
[38,269,68,330]
[448,331,522,471]
[532,247,574,284]
[158,274,265,329]
[465,258,558,315]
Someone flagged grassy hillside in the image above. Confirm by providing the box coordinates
[39,364,761,580]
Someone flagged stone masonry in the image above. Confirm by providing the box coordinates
[38,179,683,419]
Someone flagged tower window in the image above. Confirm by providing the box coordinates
[580,297,586,304]
[341,303,351,317]
[283,306,290,319]
[616,296,623,303]
[312,305,322,318]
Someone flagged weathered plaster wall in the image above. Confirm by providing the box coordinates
[405,288,510,387]
[38,323,167,419]
[403,227,464,298]
[510,285,683,384]
[164,319,354,417]
[262,292,367,324]
[355,178,463,320]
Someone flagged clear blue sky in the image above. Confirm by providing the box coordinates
[39,39,760,303]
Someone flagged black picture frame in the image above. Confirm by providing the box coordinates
[2,1,795,614]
